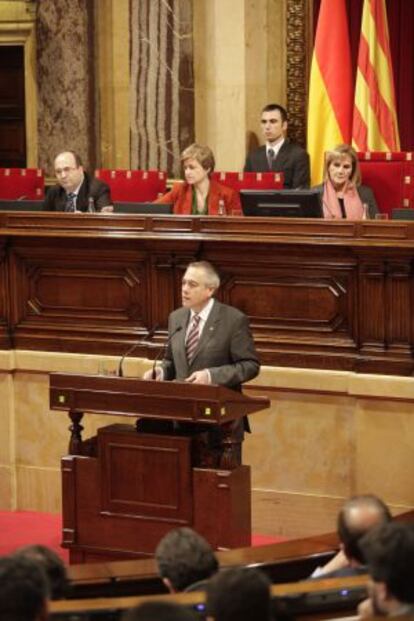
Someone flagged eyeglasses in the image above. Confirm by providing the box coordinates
[55,166,78,176]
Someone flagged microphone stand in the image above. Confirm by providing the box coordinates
[151,325,183,380]
[118,325,159,377]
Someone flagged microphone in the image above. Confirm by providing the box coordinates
[151,325,183,380]
[17,195,27,201]
[118,325,159,377]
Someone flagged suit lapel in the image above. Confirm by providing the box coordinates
[57,188,67,212]
[273,140,290,170]
[174,308,190,375]
[77,177,88,211]
[258,147,270,171]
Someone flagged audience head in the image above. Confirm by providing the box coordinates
[181,261,220,313]
[54,150,85,193]
[181,143,215,185]
[155,527,218,592]
[337,494,392,565]
[123,601,197,621]
[260,103,288,144]
[360,521,414,615]
[0,555,49,621]
[206,567,272,621]
[324,144,361,189]
[14,544,69,599]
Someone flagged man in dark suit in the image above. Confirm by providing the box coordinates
[144,260,260,461]
[244,103,310,188]
[42,150,113,213]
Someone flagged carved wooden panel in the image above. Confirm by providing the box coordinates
[359,261,386,348]
[1,214,414,374]
[99,425,192,522]
[286,0,311,147]
[386,261,413,351]
[223,273,354,333]
[8,239,151,353]
[0,238,11,348]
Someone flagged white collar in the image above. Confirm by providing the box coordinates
[190,297,215,322]
[266,138,285,152]
[66,175,84,197]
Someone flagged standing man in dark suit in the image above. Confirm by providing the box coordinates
[42,150,113,213]
[144,260,260,462]
[244,103,310,189]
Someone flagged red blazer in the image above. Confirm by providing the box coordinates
[155,179,242,216]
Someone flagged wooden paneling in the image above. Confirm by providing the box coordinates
[0,46,26,167]
[0,213,414,374]
[99,425,193,522]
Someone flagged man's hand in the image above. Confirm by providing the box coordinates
[185,370,211,384]
[143,367,162,381]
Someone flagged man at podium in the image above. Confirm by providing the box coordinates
[144,260,260,462]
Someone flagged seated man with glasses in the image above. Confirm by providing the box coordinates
[42,150,113,213]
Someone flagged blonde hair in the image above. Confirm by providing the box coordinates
[324,144,361,186]
[181,143,215,175]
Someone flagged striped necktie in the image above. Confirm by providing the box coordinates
[186,314,201,362]
[65,192,76,212]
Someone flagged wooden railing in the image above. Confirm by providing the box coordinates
[51,574,368,621]
[66,531,339,598]
[66,509,414,599]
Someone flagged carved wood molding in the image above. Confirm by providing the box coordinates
[286,0,312,147]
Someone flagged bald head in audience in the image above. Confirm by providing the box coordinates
[0,555,49,621]
[312,494,392,578]
[338,494,392,565]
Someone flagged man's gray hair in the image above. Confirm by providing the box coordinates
[188,261,220,290]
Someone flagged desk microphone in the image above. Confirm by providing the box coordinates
[118,325,159,377]
[151,325,183,380]
[17,195,27,201]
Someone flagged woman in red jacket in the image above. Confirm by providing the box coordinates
[155,143,242,216]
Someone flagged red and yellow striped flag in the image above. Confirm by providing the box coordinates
[307,0,353,185]
[352,0,400,151]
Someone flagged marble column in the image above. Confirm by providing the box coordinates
[130,0,194,177]
[36,0,96,174]
[193,0,288,172]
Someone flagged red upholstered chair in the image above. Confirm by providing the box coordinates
[94,169,167,202]
[357,152,414,217]
[211,171,284,192]
[0,168,44,199]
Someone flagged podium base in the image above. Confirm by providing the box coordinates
[61,423,251,563]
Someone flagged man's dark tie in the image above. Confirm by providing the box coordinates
[186,314,201,362]
[267,148,275,170]
[65,192,76,212]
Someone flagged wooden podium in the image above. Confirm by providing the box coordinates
[49,373,270,563]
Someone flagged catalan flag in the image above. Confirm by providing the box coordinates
[307,0,353,185]
[352,0,400,151]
